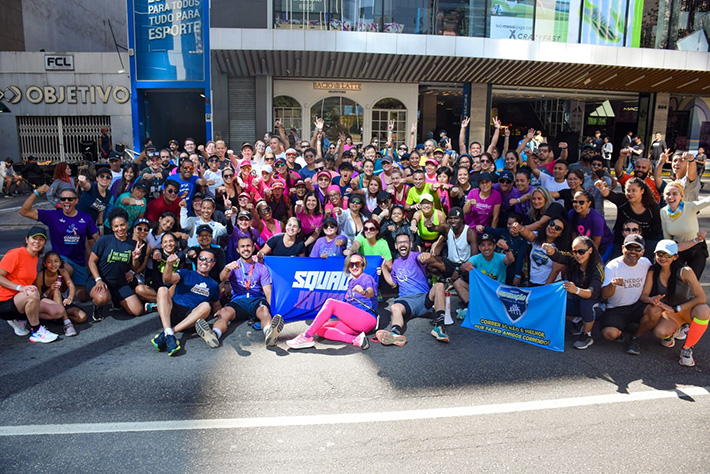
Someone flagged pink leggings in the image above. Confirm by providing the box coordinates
[304,298,376,344]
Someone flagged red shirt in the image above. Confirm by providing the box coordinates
[145,195,182,223]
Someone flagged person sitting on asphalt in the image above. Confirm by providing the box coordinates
[599,234,653,356]
[36,251,88,337]
[640,240,710,367]
[195,237,283,349]
[378,230,448,346]
[150,248,221,356]
[424,206,478,281]
[409,192,446,251]
[20,184,99,302]
[0,227,65,343]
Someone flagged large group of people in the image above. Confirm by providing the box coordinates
[1,120,708,367]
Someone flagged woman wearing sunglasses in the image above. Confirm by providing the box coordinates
[542,236,604,350]
[344,218,392,268]
[512,217,571,286]
[252,199,282,243]
[130,218,157,308]
[335,191,367,247]
[641,240,709,367]
[660,181,710,279]
[310,216,347,258]
[287,254,376,350]
[567,190,614,261]
[214,166,240,213]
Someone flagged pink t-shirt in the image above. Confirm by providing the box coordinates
[260,220,282,242]
[296,212,324,236]
[465,188,502,228]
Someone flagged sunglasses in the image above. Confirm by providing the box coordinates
[572,200,589,205]
[399,147,407,151]
[624,245,643,252]
[349,261,364,269]
[135,226,149,232]
[286,153,297,156]
[182,166,194,172]
[591,163,603,167]
[315,167,325,172]
[265,157,275,161]
[324,223,337,229]
[655,251,674,259]
[623,227,640,233]
[223,174,234,178]
[499,179,512,184]
[198,256,215,263]
[480,160,491,164]
[97,174,112,179]
[547,222,563,232]
[259,207,272,214]
[208,158,219,163]
[364,226,377,232]
[59,197,76,202]
[165,189,178,195]
[350,200,362,205]
[238,217,250,221]
[571,248,589,255]
[275,162,286,167]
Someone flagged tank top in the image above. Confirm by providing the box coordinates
[417,211,439,242]
[657,267,694,306]
[447,225,471,264]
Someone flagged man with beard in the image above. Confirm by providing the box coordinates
[195,237,284,348]
[172,158,208,210]
[377,231,448,346]
[159,147,177,173]
[615,150,661,203]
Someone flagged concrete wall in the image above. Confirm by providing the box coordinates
[468,83,489,146]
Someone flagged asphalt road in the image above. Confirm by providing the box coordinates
[1,187,709,473]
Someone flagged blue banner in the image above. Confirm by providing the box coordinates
[264,256,383,322]
[462,270,567,352]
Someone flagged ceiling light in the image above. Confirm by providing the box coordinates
[598,73,618,85]
[624,75,645,86]
[650,76,673,88]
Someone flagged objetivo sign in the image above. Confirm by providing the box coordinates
[0,85,130,105]
[133,0,206,82]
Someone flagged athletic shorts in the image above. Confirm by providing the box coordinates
[63,257,89,287]
[395,291,434,319]
[441,257,464,279]
[86,277,136,308]
[0,297,24,320]
[170,303,193,327]
[600,300,646,331]
[227,296,269,320]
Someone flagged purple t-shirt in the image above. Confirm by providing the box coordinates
[310,234,347,258]
[37,209,98,265]
[493,184,522,214]
[568,208,614,250]
[345,273,378,315]
[392,251,430,296]
[228,259,272,299]
[465,188,502,228]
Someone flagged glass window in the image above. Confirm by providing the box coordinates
[371,98,407,147]
[274,96,302,138]
[311,97,364,143]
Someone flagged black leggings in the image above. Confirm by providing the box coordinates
[679,240,708,280]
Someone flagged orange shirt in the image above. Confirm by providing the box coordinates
[0,247,39,301]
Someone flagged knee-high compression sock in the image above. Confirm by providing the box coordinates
[684,317,708,349]
[435,310,445,326]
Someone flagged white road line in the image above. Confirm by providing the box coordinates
[1,385,708,437]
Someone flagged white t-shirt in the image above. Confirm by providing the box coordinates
[529,241,561,285]
[538,173,569,204]
[603,256,652,308]
[203,169,223,198]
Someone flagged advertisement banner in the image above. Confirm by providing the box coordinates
[580,0,627,46]
[462,270,567,352]
[264,256,383,322]
[132,0,206,82]
[489,0,570,42]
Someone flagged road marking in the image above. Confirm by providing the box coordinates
[1,385,708,437]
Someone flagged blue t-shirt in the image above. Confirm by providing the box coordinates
[169,174,200,208]
[173,269,220,308]
[76,183,113,224]
[391,251,430,296]
[469,253,507,283]
[37,209,98,266]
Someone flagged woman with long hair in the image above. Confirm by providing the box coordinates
[512,217,571,286]
[335,191,367,247]
[450,166,473,210]
[518,186,567,232]
[46,162,76,208]
[363,176,382,214]
[386,168,410,207]
[543,236,604,350]
[286,253,375,350]
[110,163,139,200]
[295,192,324,249]
[36,251,87,336]
[356,159,376,190]
[214,166,240,213]
[567,190,614,261]
[252,199,282,243]
[258,216,305,257]
[345,218,393,267]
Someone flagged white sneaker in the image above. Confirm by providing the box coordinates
[675,324,689,340]
[29,326,59,343]
[7,319,29,336]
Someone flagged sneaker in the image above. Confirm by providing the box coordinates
[7,320,29,336]
[375,329,407,346]
[195,318,219,348]
[63,322,77,337]
[151,331,166,351]
[92,304,108,322]
[675,324,689,341]
[570,320,584,336]
[613,333,625,343]
[573,333,593,350]
[29,326,58,343]
[679,347,695,367]
[660,335,676,348]
[431,324,450,343]
[353,332,370,350]
[166,334,180,356]
[144,302,157,313]
[456,308,467,320]
[286,332,315,349]
[264,314,284,347]
[626,336,640,355]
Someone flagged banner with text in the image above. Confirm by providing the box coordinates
[462,270,567,352]
[264,256,382,322]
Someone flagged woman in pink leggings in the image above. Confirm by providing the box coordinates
[286,254,377,350]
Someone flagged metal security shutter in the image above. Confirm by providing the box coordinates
[228,77,256,147]
[17,116,110,162]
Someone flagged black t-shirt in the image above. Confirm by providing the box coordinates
[266,234,305,256]
[92,235,136,285]
[77,182,112,224]
[150,249,185,289]
[544,202,567,222]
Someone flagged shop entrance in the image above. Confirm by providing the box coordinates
[418,83,464,150]
[142,90,206,150]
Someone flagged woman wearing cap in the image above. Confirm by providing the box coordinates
[253,199,283,243]
[464,172,502,230]
[512,217,572,286]
[226,209,264,261]
[274,156,299,192]
[258,216,305,258]
[335,191,367,247]
[541,236,604,350]
[1,227,65,343]
[641,239,710,367]
[311,216,348,258]
[109,180,148,230]
[265,179,292,224]
[129,218,157,307]
[493,170,521,222]
[109,163,139,200]
[46,162,77,209]
[295,192,324,251]
[660,181,710,279]
[287,253,375,350]
[410,193,447,251]
[307,170,332,206]
[236,159,254,193]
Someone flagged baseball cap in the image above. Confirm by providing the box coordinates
[376,191,391,202]
[382,155,393,163]
[419,193,434,203]
[623,234,645,249]
[654,239,678,256]
[499,170,514,181]
[294,179,307,187]
[338,162,354,171]
[317,171,331,181]
[425,158,439,167]
[196,224,213,235]
[238,192,251,200]
[285,148,298,155]
[323,216,338,227]
[271,180,285,189]
[582,143,595,151]
[479,232,496,244]
[133,181,149,193]
[261,165,273,174]
[448,207,463,219]
[26,226,48,239]
[478,171,494,182]
[168,139,179,147]
[108,152,121,161]
[239,159,251,168]
[237,210,253,220]
[434,148,445,154]
[274,156,286,165]
[241,142,254,151]
[134,217,150,227]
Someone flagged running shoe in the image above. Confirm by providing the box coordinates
[144,302,157,313]
[675,324,689,340]
[264,314,284,347]
[286,332,315,349]
[353,332,370,350]
[29,326,58,343]
[166,334,180,356]
[151,331,166,351]
[626,336,640,355]
[64,322,77,337]
[570,320,584,336]
[375,329,407,346]
[679,347,695,367]
[431,324,450,343]
[573,333,593,350]
[7,319,29,336]
[92,304,108,322]
[195,319,219,348]
[660,335,676,348]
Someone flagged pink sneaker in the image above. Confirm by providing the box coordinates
[286,333,315,349]
[353,332,370,350]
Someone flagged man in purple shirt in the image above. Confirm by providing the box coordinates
[195,236,283,348]
[20,185,99,301]
[378,230,447,346]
